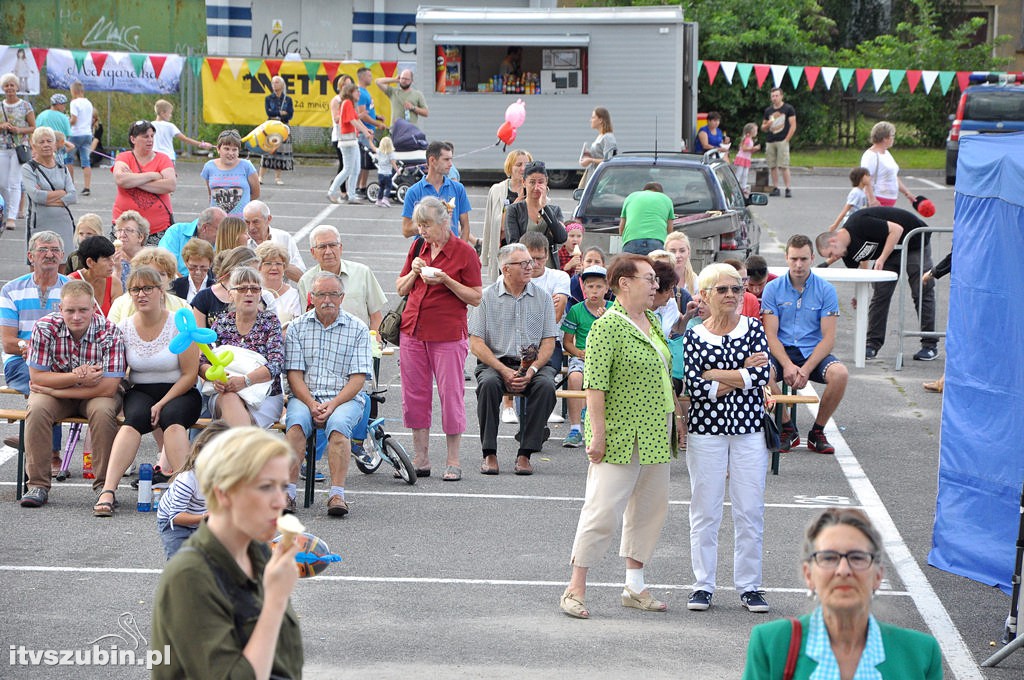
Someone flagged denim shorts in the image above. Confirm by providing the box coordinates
[769,346,842,384]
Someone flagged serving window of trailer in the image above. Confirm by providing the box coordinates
[431,34,589,95]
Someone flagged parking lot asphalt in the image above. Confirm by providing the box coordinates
[0,159,1019,679]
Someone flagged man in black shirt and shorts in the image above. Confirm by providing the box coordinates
[815,206,937,361]
[761,88,796,198]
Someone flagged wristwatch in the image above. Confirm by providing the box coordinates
[244,375,253,387]
[528,365,538,375]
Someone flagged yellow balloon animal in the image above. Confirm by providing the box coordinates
[241,120,290,155]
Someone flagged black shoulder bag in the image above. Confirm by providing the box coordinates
[378,238,425,346]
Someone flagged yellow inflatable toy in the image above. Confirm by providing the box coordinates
[241,120,290,155]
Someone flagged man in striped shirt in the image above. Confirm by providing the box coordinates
[0,231,69,467]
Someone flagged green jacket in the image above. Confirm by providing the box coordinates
[583,301,674,464]
[151,521,304,679]
[742,613,943,680]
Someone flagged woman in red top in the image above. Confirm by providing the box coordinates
[68,235,122,317]
[395,197,483,480]
[112,120,177,244]
[326,82,376,205]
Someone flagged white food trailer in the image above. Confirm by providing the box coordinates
[414,6,699,185]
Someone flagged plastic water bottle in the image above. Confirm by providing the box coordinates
[137,463,153,512]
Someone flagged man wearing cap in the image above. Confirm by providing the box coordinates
[35,95,73,166]
[815,206,937,361]
[559,265,612,447]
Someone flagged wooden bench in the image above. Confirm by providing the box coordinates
[770,393,819,475]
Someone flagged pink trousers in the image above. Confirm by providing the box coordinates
[399,334,468,434]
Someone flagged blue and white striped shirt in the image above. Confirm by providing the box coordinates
[0,273,69,365]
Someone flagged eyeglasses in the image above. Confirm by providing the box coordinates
[629,275,659,285]
[187,264,210,273]
[808,550,878,571]
[232,286,262,294]
[33,247,63,254]
[114,229,137,237]
[260,261,285,268]
[505,260,534,269]
[128,285,161,296]
[312,242,340,251]
[710,285,744,295]
[310,291,343,299]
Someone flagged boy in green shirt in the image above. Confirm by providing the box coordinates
[560,266,612,447]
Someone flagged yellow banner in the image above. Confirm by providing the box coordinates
[201,58,395,128]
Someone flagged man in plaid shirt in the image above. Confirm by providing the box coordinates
[19,280,126,508]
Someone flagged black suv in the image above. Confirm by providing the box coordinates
[571,152,766,269]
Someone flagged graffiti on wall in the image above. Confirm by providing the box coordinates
[81,15,142,51]
[259,30,311,59]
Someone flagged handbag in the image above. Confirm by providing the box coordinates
[2,105,30,164]
[337,132,359,148]
[783,617,803,680]
[763,387,781,453]
[200,345,272,408]
[379,239,425,346]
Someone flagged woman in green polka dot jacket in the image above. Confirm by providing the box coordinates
[559,253,676,619]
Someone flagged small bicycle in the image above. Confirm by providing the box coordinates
[352,391,416,484]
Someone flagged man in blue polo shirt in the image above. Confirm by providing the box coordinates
[157,207,225,276]
[401,141,472,242]
[761,234,848,455]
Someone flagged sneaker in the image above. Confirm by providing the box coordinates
[352,441,376,467]
[548,409,565,424]
[327,191,342,204]
[20,487,48,508]
[347,195,364,204]
[562,430,583,448]
[768,188,780,197]
[152,466,171,485]
[375,199,385,207]
[864,345,878,359]
[81,188,91,196]
[381,197,391,208]
[779,425,800,453]
[741,590,770,613]
[913,347,938,361]
[807,429,835,455]
[501,406,519,424]
[299,463,325,483]
[784,188,792,198]
[687,590,713,611]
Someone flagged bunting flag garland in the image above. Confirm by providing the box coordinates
[129,53,147,77]
[90,52,108,74]
[703,60,720,85]
[225,57,245,80]
[820,66,837,90]
[321,61,341,84]
[189,56,203,78]
[245,58,263,78]
[697,59,992,95]
[303,60,321,82]
[71,50,87,72]
[720,61,737,85]
[150,55,168,79]
[870,69,889,92]
[30,47,47,71]
[264,59,283,78]
[207,57,225,81]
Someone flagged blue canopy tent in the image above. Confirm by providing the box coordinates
[929,132,1024,593]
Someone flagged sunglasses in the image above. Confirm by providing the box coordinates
[710,285,744,295]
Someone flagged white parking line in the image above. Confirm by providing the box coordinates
[294,204,340,244]
[0,565,912,597]
[906,176,949,190]
[799,385,983,679]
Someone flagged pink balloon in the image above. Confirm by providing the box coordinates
[504,99,527,129]
[497,121,517,146]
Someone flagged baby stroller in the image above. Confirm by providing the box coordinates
[365,153,426,203]
[365,118,428,203]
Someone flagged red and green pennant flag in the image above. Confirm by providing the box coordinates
[71,50,88,72]
[955,71,971,91]
[90,52,109,74]
[30,47,47,71]
[304,60,321,82]
[322,61,341,84]
[837,68,855,91]
[246,59,263,78]
[264,59,283,78]
[888,69,906,92]
[129,53,147,76]
[787,65,804,89]
[906,70,922,93]
[150,55,168,79]
[703,60,721,85]
[207,57,226,81]
[804,66,821,90]
[753,63,771,88]
[854,68,872,92]
[937,71,955,95]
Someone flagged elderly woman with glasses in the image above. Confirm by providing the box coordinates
[503,161,567,268]
[202,266,285,428]
[111,210,149,287]
[743,508,942,679]
[201,129,259,216]
[683,262,772,614]
[170,238,215,303]
[559,253,676,619]
[395,196,482,480]
[192,246,274,328]
[94,266,202,517]
[255,241,301,325]
[112,120,177,244]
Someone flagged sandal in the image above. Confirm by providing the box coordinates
[443,465,461,481]
[93,490,115,517]
[560,589,589,619]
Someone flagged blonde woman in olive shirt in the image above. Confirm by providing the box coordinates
[560,253,675,619]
